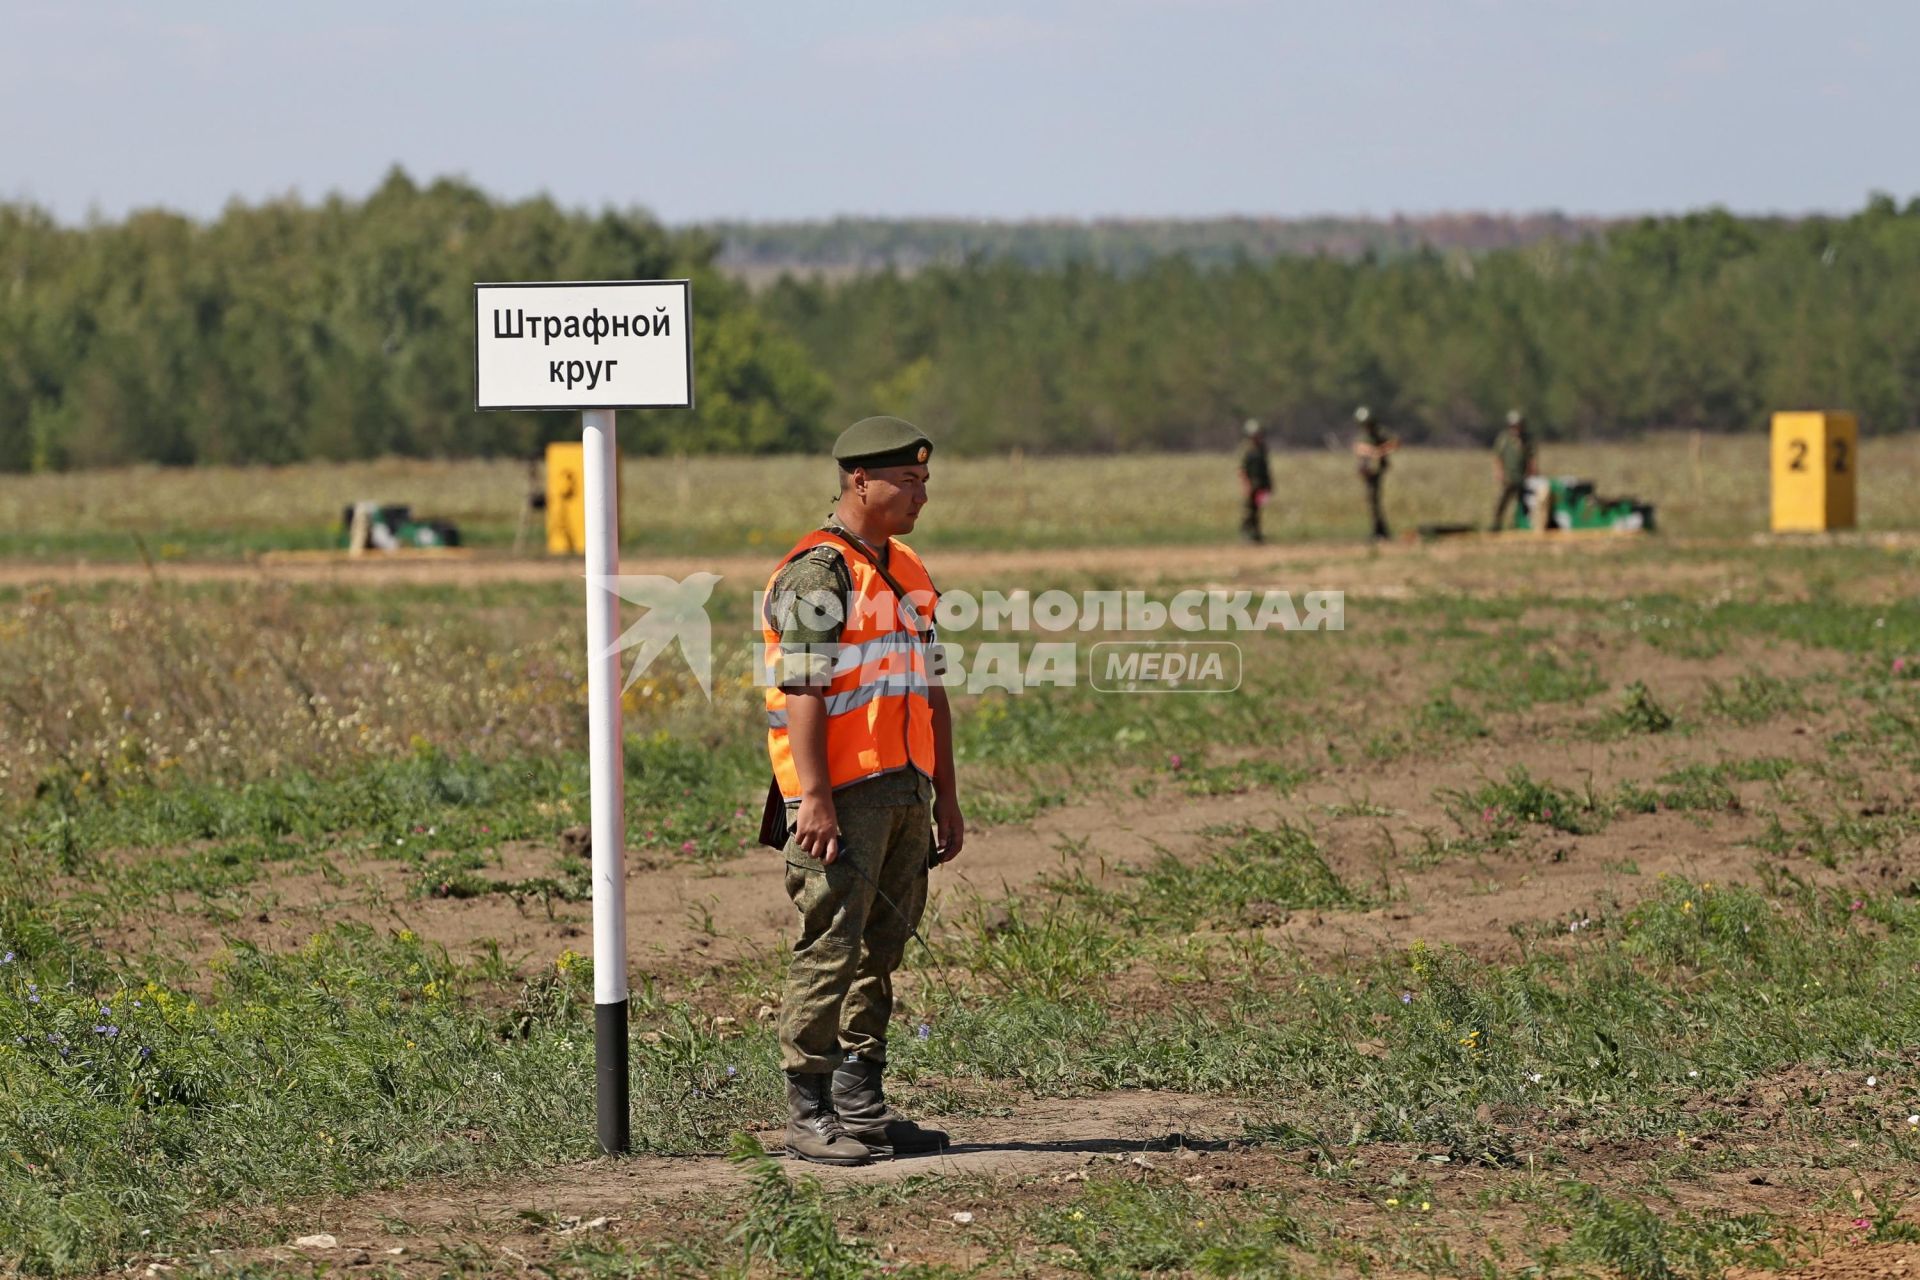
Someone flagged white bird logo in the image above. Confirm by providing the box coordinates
[587,572,723,699]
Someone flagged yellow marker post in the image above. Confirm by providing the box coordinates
[546,442,622,555]
[546,442,586,554]
[1770,411,1857,532]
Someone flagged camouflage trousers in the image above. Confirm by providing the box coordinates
[778,799,931,1075]
[1491,481,1526,531]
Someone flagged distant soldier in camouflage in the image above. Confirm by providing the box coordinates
[1239,418,1272,543]
[1351,406,1399,541]
[1490,409,1537,531]
[759,416,964,1167]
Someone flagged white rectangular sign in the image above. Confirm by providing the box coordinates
[474,279,693,411]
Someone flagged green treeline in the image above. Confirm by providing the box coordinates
[0,169,831,471]
[759,196,1920,451]
[709,212,1610,274]
[3,179,1919,469]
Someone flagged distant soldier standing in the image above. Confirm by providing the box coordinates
[1490,409,1537,531]
[1238,418,1272,543]
[512,453,549,554]
[760,416,964,1166]
[1351,406,1399,541]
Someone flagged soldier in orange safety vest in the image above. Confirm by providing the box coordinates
[758,416,964,1166]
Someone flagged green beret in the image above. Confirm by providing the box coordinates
[834,416,933,470]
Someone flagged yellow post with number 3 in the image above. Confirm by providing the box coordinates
[1770,411,1857,533]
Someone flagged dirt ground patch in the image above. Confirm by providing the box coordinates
[188,1077,1895,1280]
[4,530,1904,601]
[193,1090,1243,1275]
[88,625,1873,990]
[86,774,1288,986]
[1730,1237,1920,1279]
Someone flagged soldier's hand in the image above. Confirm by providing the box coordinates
[933,794,965,865]
[794,794,841,865]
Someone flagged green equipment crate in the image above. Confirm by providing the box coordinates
[340,502,463,551]
[1516,477,1655,533]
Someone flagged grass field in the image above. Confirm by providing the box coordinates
[3,454,1920,1276]
[3,432,1918,560]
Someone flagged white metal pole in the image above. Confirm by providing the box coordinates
[582,407,630,1155]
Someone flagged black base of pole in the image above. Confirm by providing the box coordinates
[595,999,630,1155]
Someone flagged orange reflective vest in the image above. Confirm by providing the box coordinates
[763,530,939,800]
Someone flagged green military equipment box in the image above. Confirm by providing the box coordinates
[341,502,462,551]
[1516,477,1655,533]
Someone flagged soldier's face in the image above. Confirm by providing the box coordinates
[858,464,929,535]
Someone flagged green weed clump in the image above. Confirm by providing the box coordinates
[1612,681,1676,735]
[1700,672,1805,725]
[1780,794,1920,868]
[1414,692,1489,741]
[954,906,1129,1001]
[1028,1177,1303,1278]
[1559,1182,1782,1280]
[1030,823,1357,938]
[1134,824,1359,929]
[1456,644,1605,711]
[1447,766,1605,841]
[1650,764,1739,812]
[1617,758,1794,818]
[727,1133,881,1279]
[413,850,591,905]
[1179,759,1309,798]
[1616,878,1785,973]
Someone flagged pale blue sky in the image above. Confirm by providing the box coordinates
[3,0,1914,224]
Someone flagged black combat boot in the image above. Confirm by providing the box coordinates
[784,1072,874,1166]
[831,1055,948,1158]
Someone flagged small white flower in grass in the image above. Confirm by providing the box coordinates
[1909,1115,1918,1126]
[1687,1071,1698,1079]
[1528,1073,1542,1084]
[1868,1076,1878,1087]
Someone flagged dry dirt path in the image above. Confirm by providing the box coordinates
[12,531,1913,610]
[0,532,1764,596]
[262,1090,1244,1244]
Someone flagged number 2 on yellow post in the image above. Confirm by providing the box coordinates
[1770,411,1856,532]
